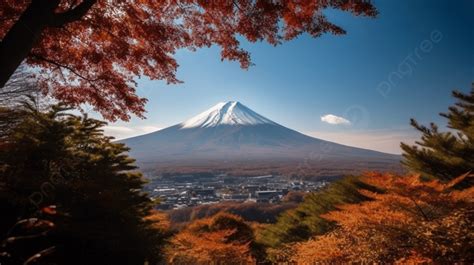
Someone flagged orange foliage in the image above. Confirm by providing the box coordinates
[0,0,376,120]
[145,210,171,231]
[289,173,474,264]
[166,213,260,265]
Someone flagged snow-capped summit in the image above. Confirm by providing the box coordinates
[179,101,277,129]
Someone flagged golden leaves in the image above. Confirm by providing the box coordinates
[165,213,257,265]
[281,173,473,264]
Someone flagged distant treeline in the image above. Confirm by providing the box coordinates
[141,159,403,179]
[167,200,299,228]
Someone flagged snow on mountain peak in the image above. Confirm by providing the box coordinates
[179,101,277,129]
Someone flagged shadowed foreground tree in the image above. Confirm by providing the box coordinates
[0,0,377,120]
[0,102,168,264]
[401,84,474,181]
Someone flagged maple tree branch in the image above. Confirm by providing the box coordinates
[31,54,98,83]
[232,1,243,12]
[408,197,430,221]
[49,0,97,27]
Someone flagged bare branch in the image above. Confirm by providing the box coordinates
[30,54,98,83]
[0,65,38,107]
[23,246,56,265]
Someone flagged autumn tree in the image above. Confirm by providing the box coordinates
[166,212,265,264]
[0,0,377,120]
[0,101,168,264]
[401,84,474,181]
[286,172,474,264]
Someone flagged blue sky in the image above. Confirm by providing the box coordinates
[102,0,473,154]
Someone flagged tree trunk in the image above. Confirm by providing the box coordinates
[0,0,60,88]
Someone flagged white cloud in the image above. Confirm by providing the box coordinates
[305,128,418,154]
[104,126,135,133]
[103,125,162,140]
[321,114,351,125]
[140,126,162,133]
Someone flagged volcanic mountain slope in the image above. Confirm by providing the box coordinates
[121,101,401,174]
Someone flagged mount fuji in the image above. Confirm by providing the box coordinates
[121,101,400,175]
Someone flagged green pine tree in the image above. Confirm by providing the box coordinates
[258,176,377,249]
[0,101,168,264]
[401,84,474,181]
